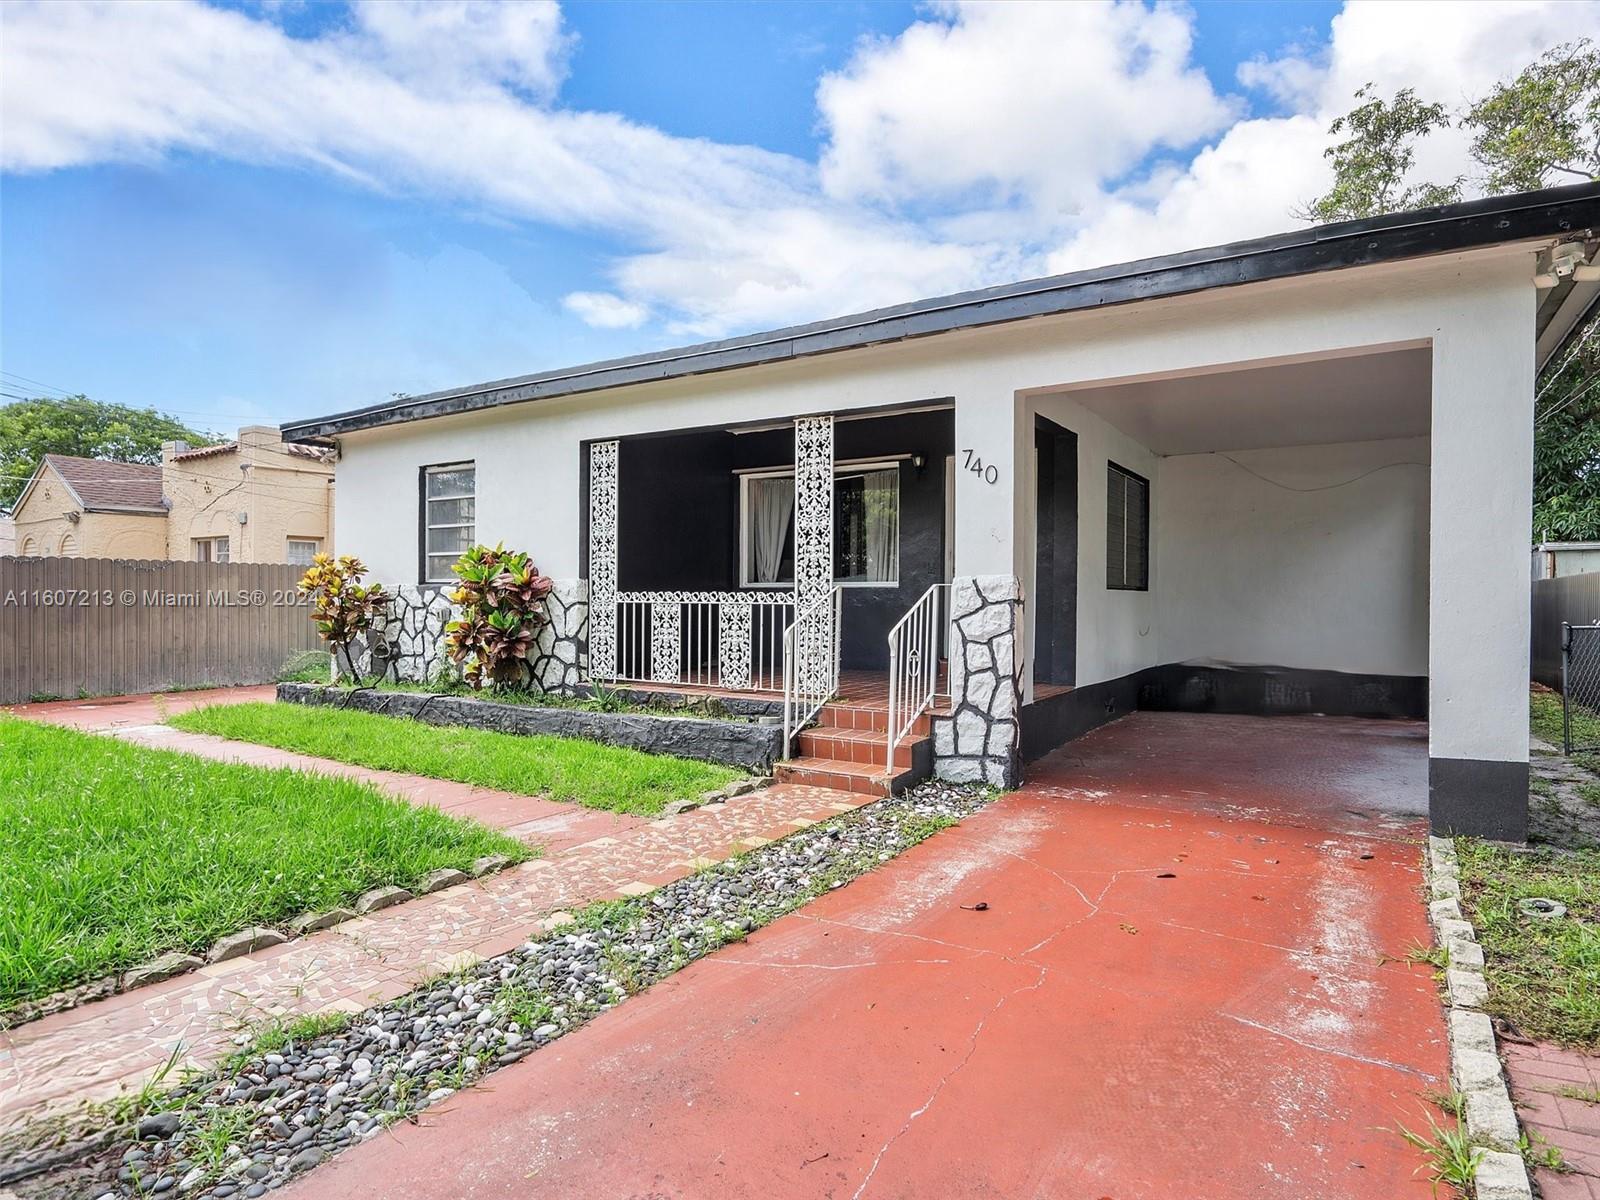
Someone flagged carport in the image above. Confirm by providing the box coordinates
[1016,339,1472,830]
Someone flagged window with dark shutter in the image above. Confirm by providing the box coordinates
[1106,463,1149,591]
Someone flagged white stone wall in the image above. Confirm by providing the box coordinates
[933,575,1023,788]
[341,579,589,693]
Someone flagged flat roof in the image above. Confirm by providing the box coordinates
[283,181,1600,442]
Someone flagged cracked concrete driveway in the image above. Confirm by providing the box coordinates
[285,712,1447,1199]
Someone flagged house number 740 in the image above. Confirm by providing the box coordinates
[961,449,1000,485]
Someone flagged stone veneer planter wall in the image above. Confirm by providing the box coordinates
[278,683,782,773]
[933,575,1023,788]
[341,580,589,695]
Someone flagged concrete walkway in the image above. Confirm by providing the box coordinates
[2,689,866,1129]
[282,712,1448,1200]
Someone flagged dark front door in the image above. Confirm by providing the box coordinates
[1034,415,1078,687]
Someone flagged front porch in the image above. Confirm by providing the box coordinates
[585,406,965,787]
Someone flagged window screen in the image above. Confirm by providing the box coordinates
[1106,463,1148,591]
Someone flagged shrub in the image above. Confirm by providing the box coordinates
[297,554,392,682]
[443,543,554,689]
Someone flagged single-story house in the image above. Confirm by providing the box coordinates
[283,182,1600,841]
[10,455,169,558]
[8,427,335,563]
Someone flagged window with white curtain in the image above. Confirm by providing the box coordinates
[193,536,229,563]
[423,463,475,582]
[287,538,320,566]
[740,463,899,587]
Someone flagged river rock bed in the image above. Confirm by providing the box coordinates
[21,780,993,1200]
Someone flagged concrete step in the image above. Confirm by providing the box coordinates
[797,727,916,770]
[775,756,902,797]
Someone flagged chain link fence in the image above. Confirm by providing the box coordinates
[1562,623,1600,754]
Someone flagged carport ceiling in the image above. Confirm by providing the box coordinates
[1060,347,1431,455]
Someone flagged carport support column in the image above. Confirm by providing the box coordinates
[935,390,1028,787]
[1428,288,1534,839]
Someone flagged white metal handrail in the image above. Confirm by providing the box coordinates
[604,590,795,691]
[886,583,950,767]
[782,585,843,758]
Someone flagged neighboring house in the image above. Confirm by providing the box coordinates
[284,182,1600,842]
[9,426,334,563]
[10,455,168,558]
[0,509,14,556]
[1532,541,1600,579]
[162,426,335,565]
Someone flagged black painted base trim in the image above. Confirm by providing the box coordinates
[1019,675,1141,762]
[1139,663,1427,720]
[1430,757,1529,841]
[1021,662,1428,764]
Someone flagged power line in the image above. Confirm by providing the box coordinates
[1537,371,1600,427]
[1537,319,1600,402]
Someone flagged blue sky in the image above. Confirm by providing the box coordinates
[0,0,1579,431]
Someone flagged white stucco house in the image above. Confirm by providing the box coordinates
[284,183,1600,841]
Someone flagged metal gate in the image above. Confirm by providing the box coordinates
[1561,622,1600,753]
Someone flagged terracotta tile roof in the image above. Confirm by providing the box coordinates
[43,454,165,513]
[169,442,237,462]
[169,440,333,464]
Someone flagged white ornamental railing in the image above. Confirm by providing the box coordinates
[607,591,796,691]
[782,586,843,759]
[885,583,950,766]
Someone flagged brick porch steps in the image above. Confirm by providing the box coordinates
[776,698,939,797]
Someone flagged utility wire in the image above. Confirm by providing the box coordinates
[1215,453,1427,493]
[1537,319,1600,402]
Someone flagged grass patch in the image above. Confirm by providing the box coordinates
[1395,1108,1484,1194]
[1457,837,1600,1049]
[1532,684,1600,762]
[0,715,526,1008]
[168,701,744,816]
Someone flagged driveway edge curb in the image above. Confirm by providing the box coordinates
[1426,835,1532,1199]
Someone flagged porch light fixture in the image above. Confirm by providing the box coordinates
[912,454,926,472]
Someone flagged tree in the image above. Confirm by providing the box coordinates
[1467,40,1600,195]
[0,395,216,509]
[1302,86,1460,222]
[1535,331,1600,542]
[1306,42,1600,541]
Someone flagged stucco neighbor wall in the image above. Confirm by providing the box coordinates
[9,462,166,558]
[164,427,334,563]
[1156,437,1430,677]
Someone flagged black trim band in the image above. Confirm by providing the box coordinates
[1429,757,1529,841]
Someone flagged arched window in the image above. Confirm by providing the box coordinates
[59,532,78,557]
[21,536,37,556]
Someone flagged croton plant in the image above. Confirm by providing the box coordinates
[297,554,393,682]
[443,543,555,689]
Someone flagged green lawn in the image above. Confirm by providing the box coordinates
[1457,838,1600,1049]
[168,702,744,816]
[0,716,527,1008]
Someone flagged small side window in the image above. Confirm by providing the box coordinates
[1106,463,1149,591]
[422,463,475,582]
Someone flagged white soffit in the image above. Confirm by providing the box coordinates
[1059,346,1432,455]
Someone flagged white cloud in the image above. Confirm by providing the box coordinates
[1,0,1596,355]
[562,291,649,330]
[345,0,573,101]
[818,0,1236,214]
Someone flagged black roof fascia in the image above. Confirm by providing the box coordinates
[284,182,1600,441]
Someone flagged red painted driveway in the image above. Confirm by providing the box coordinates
[288,712,1447,1200]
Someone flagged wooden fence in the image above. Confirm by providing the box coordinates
[0,557,324,705]
[1532,572,1600,691]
